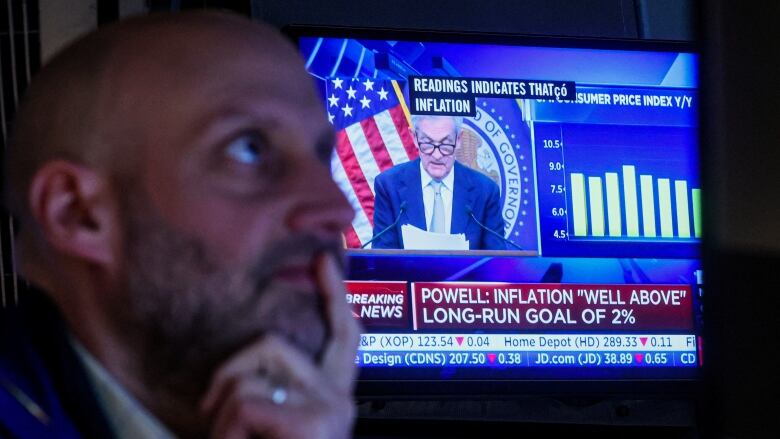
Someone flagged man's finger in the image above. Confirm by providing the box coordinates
[317,252,361,393]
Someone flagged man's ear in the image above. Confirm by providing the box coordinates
[27,160,119,267]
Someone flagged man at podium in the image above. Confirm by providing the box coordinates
[371,115,506,250]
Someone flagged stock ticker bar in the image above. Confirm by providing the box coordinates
[356,333,699,368]
[356,349,698,368]
[358,334,696,351]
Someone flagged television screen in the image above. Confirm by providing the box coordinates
[293,28,701,384]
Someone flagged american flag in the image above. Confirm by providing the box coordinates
[327,77,418,248]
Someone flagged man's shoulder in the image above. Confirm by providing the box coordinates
[376,159,418,183]
[0,290,116,439]
[0,303,57,437]
[455,162,500,193]
[0,293,57,392]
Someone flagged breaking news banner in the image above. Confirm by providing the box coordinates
[344,281,693,331]
[408,76,576,116]
[412,282,692,330]
[345,281,408,328]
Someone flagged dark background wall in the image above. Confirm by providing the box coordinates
[145,0,695,40]
[699,2,780,437]
[0,0,39,307]
[253,0,642,38]
[253,0,692,41]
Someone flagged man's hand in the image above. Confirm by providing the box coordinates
[200,253,361,439]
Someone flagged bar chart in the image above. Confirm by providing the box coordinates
[534,120,700,258]
[569,166,701,241]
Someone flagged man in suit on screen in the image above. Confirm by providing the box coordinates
[371,115,506,250]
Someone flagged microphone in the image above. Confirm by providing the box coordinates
[466,205,524,250]
[361,201,407,249]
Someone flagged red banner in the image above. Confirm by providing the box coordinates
[345,281,409,328]
[411,282,693,330]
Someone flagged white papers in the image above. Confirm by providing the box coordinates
[401,224,469,250]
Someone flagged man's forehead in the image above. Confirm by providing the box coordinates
[416,118,457,136]
[4,11,320,221]
[117,52,313,104]
[101,19,319,136]
[111,25,301,87]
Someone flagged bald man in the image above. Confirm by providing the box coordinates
[0,11,359,439]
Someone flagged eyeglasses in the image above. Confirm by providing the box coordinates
[416,136,456,156]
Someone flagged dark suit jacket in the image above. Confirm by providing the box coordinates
[371,159,506,250]
[0,288,115,439]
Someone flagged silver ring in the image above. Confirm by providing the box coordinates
[270,386,287,405]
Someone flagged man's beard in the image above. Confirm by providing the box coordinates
[114,200,340,401]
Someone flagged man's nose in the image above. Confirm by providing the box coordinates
[432,148,444,160]
[285,161,354,241]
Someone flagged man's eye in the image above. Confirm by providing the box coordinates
[225,134,263,165]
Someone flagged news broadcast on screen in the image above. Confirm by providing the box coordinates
[295,29,701,380]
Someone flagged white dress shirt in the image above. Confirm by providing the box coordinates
[420,161,455,234]
[72,340,176,439]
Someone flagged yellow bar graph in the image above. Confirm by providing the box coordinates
[676,180,691,238]
[692,188,702,238]
[588,176,605,237]
[567,165,701,241]
[658,178,673,238]
[623,165,639,237]
[605,172,621,237]
[640,175,656,237]
[571,173,588,236]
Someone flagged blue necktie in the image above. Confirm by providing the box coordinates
[431,180,445,233]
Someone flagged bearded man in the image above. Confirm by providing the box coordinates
[0,11,359,439]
